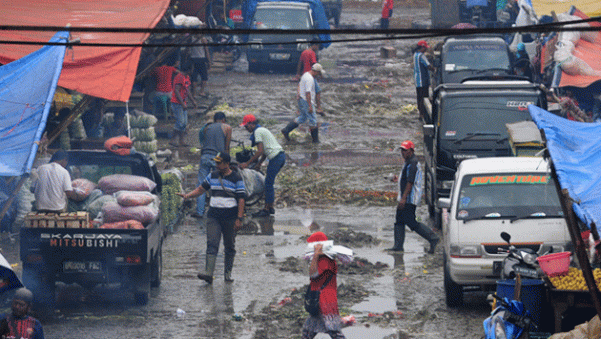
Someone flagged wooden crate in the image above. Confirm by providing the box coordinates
[24,212,90,228]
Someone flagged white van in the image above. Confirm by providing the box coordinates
[438,157,571,307]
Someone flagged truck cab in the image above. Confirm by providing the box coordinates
[422,80,547,227]
[433,36,513,87]
[246,1,316,73]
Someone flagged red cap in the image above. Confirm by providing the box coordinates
[400,140,415,150]
[307,231,328,243]
[417,40,429,48]
[240,114,256,127]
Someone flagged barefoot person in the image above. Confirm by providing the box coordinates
[178,152,245,283]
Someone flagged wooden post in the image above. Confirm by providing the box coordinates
[548,160,601,320]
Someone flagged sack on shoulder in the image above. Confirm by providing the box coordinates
[304,285,321,316]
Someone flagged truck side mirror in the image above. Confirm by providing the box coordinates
[423,124,434,137]
[437,197,451,209]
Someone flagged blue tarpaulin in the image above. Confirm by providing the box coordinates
[0,31,68,176]
[529,104,601,231]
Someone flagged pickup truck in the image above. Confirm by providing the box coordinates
[422,79,547,228]
[20,150,164,309]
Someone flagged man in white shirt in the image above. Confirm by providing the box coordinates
[281,63,325,143]
[32,150,77,213]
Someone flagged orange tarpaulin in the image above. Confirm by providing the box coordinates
[555,8,601,88]
[0,0,170,102]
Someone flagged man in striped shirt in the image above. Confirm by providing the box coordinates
[179,152,246,284]
[413,40,434,121]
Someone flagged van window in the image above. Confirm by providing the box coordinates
[253,8,312,29]
[456,173,563,220]
[440,96,536,141]
[445,43,510,72]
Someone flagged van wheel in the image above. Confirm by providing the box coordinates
[444,257,463,307]
[151,246,162,288]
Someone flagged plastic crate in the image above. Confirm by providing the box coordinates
[537,251,571,277]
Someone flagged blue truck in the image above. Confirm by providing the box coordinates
[242,0,331,73]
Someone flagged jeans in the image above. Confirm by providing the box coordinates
[196,154,216,215]
[295,98,317,127]
[171,102,187,131]
[206,216,236,257]
[265,151,286,205]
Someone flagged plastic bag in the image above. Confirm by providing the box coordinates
[102,201,158,225]
[115,191,155,207]
[86,194,117,220]
[240,169,264,198]
[100,219,145,230]
[98,174,157,195]
[71,178,97,201]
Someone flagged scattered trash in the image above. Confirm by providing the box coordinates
[233,313,244,321]
[341,315,356,326]
[176,308,186,317]
[278,297,292,306]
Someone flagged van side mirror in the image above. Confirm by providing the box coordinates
[423,124,434,137]
[437,197,451,209]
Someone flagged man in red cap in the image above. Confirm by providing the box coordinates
[240,114,286,217]
[413,40,434,121]
[302,232,346,339]
[388,140,439,253]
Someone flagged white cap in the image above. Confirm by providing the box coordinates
[311,63,325,75]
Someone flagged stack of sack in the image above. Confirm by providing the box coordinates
[130,109,158,156]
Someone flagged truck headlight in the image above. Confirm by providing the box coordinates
[297,41,309,51]
[450,244,481,257]
[250,40,263,49]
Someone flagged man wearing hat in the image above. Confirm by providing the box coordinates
[281,63,325,143]
[179,152,246,284]
[194,111,232,218]
[32,150,77,214]
[413,40,434,120]
[388,140,439,253]
[0,287,44,339]
[240,114,286,217]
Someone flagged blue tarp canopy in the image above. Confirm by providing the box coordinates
[0,31,68,176]
[529,104,601,232]
[241,0,331,48]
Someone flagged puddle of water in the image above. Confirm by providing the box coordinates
[351,296,397,313]
[287,149,401,167]
[339,324,396,338]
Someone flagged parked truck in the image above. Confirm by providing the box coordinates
[20,150,164,310]
[422,78,547,228]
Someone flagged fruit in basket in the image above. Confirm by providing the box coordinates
[548,267,601,291]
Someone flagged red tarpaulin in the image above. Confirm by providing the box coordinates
[555,8,601,88]
[0,0,170,102]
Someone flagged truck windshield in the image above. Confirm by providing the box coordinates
[456,172,563,221]
[252,8,312,29]
[444,43,510,72]
[440,96,536,142]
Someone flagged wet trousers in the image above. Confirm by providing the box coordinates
[196,154,216,215]
[416,86,429,121]
[265,151,286,205]
[393,204,438,251]
[206,216,236,257]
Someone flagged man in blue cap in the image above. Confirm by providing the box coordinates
[514,42,533,81]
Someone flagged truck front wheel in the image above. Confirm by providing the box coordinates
[151,247,163,288]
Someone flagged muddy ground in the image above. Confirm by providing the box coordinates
[0,1,493,338]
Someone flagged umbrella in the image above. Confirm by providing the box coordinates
[0,253,23,294]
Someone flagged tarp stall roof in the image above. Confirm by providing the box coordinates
[530,0,601,18]
[0,31,68,177]
[0,0,170,102]
[529,105,601,232]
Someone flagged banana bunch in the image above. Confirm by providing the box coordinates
[548,267,601,291]
[160,172,182,226]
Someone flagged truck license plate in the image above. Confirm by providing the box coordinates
[63,261,102,273]
[269,53,290,60]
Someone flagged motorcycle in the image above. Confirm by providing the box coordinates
[499,232,540,280]
[484,294,535,339]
